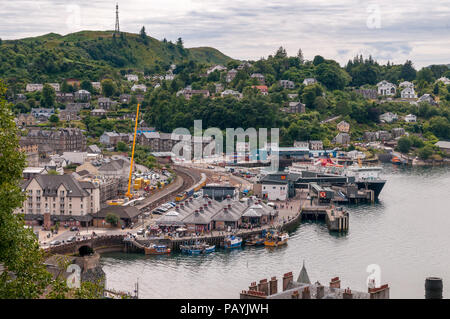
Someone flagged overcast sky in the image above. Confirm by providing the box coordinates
[1,0,450,68]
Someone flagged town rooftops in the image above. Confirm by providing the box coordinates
[94,206,140,220]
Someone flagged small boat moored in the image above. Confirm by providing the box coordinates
[223,235,243,249]
[180,241,215,255]
[245,235,265,246]
[264,229,289,247]
[144,244,171,255]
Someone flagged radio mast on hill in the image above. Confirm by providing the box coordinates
[114,3,120,35]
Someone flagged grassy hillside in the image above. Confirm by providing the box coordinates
[0,30,235,83]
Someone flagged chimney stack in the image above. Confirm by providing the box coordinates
[249,282,257,291]
[257,279,269,296]
[425,277,443,299]
[282,272,293,291]
[316,282,324,299]
[291,290,299,299]
[369,284,390,299]
[302,286,311,299]
[269,277,278,295]
[343,288,353,299]
[330,277,341,289]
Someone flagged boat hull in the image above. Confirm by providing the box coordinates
[144,247,171,255]
[223,238,242,249]
[264,239,288,247]
[356,180,386,199]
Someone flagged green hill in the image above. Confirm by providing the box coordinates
[0,30,235,83]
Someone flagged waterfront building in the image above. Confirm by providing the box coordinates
[17,174,100,227]
[155,196,277,233]
[254,173,299,201]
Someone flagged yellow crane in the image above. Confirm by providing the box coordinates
[125,103,140,199]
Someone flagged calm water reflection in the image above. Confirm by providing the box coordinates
[101,165,450,299]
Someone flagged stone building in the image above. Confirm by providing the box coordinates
[17,113,36,126]
[279,80,295,89]
[24,128,86,154]
[332,133,350,145]
[281,102,305,114]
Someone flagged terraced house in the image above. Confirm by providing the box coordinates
[24,128,87,153]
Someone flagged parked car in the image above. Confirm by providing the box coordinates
[137,229,145,235]
[49,240,61,246]
[66,236,76,243]
[70,226,79,231]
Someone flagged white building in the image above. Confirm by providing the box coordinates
[26,84,43,92]
[221,89,243,99]
[377,80,396,96]
[404,114,417,123]
[48,83,60,92]
[261,183,289,201]
[125,74,139,82]
[399,81,414,88]
[401,87,417,99]
[131,84,147,92]
[436,77,450,85]
[379,112,398,123]
[91,82,101,91]
[207,65,227,74]
[303,78,317,86]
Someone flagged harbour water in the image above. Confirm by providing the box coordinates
[101,165,450,299]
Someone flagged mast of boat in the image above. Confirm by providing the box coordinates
[134,278,139,299]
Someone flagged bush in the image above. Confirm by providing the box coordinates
[105,213,119,227]
[397,136,412,153]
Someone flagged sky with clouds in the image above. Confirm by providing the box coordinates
[1,0,450,68]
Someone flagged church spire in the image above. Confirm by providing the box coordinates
[297,260,311,284]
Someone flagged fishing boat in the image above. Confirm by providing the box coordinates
[245,235,265,246]
[144,244,171,255]
[223,235,243,249]
[180,241,215,255]
[264,230,289,247]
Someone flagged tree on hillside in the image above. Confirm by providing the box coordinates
[0,81,52,298]
[80,80,93,93]
[101,79,116,97]
[312,55,325,66]
[316,62,351,90]
[416,68,434,83]
[297,49,304,64]
[400,60,416,81]
[397,136,412,153]
[40,84,56,108]
[275,46,287,59]
[139,26,148,45]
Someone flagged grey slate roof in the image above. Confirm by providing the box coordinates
[94,206,140,219]
[21,175,92,197]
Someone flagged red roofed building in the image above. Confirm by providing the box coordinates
[251,85,268,96]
